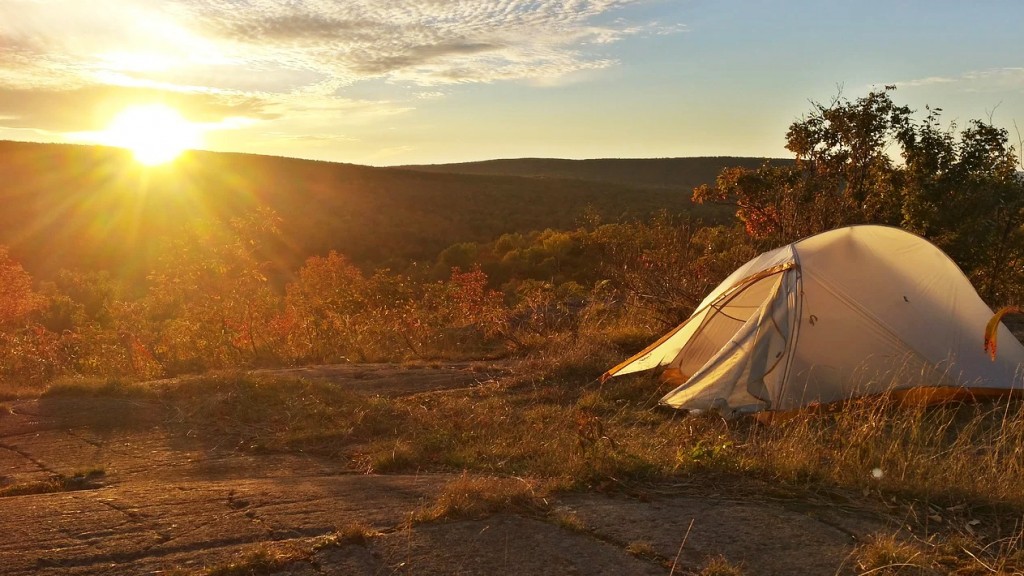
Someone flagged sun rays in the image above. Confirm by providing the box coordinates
[97,104,202,165]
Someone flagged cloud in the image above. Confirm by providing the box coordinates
[0,0,671,144]
[962,68,1024,89]
[350,42,505,76]
[183,0,652,85]
[215,12,372,43]
[894,68,1024,91]
[893,76,958,89]
[0,1,663,93]
[0,85,277,131]
[1,1,663,90]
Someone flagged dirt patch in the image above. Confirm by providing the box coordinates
[0,364,892,575]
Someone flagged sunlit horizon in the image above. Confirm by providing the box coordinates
[0,1,1021,166]
[87,104,203,166]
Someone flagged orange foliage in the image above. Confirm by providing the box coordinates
[0,246,45,326]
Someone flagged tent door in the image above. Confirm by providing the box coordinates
[661,267,797,412]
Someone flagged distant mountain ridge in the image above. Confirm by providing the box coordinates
[400,157,792,191]
[0,141,773,284]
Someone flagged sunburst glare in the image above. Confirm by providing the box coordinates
[99,104,202,165]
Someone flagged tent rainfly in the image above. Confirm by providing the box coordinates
[602,225,1024,415]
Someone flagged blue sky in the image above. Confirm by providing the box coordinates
[0,0,1021,165]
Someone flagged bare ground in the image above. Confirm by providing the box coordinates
[0,363,894,575]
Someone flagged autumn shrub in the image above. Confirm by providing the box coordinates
[0,245,60,387]
[403,266,508,358]
[470,228,597,288]
[142,211,286,373]
[498,279,588,350]
[0,327,67,386]
[27,270,161,381]
[587,215,754,328]
[282,250,378,363]
[284,256,509,363]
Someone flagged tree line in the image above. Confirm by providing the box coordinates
[1,88,1021,386]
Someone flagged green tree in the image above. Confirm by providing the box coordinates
[695,89,911,245]
[695,88,1024,303]
[898,112,1024,301]
[437,242,479,272]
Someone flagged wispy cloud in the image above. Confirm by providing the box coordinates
[186,0,654,85]
[893,68,1024,91]
[0,0,674,146]
[961,68,1024,92]
[0,85,277,131]
[892,76,957,89]
[1,0,661,90]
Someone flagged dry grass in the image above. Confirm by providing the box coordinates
[626,539,658,560]
[411,472,548,524]
[168,526,380,576]
[201,542,306,576]
[550,507,587,532]
[43,376,154,397]
[692,555,746,576]
[854,527,1024,575]
[740,396,1024,507]
[28,336,1024,571]
[311,523,380,549]
[0,380,47,401]
[33,363,1024,509]
[35,361,1024,516]
[849,533,932,575]
[0,469,105,498]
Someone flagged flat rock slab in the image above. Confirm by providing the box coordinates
[358,513,667,576]
[2,474,449,575]
[560,491,887,576]
[0,365,892,575]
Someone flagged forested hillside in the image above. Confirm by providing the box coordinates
[400,156,792,191]
[3,88,1018,384]
[0,141,739,284]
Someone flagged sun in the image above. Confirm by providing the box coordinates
[101,104,201,165]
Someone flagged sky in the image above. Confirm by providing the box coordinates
[1,0,1022,166]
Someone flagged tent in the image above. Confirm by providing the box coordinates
[602,225,1024,415]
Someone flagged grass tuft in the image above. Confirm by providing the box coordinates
[694,555,745,576]
[550,507,587,532]
[412,473,547,523]
[849,533,929,575]
[312,523,379,549]
[0,469,105,498]
[625,539,658,560]
[203,543,305,576]
[513,330,623,384]
[0,381,43,401]
[741,396,1024,507]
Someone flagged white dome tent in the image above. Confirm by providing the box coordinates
[602,225,1024,415]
